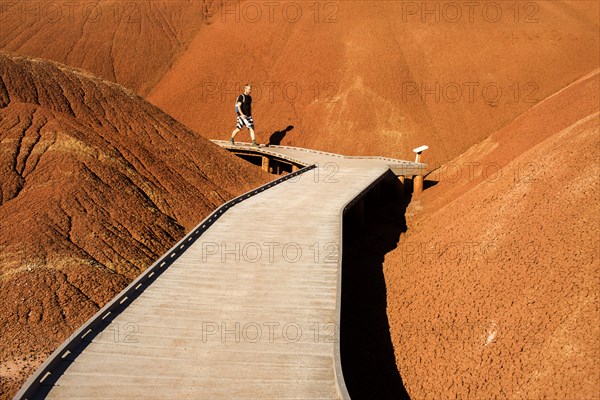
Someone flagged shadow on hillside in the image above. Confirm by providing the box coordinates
[340,171,411,399]
[424,179,438,190]
[268,125,293,145]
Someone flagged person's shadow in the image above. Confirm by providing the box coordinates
[268,125,294,145]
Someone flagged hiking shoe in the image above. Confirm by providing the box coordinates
[251,141,259,148]
[228,138,235,145]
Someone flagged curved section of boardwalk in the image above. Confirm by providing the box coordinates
[212,141,426,177]
[16,145,425,400]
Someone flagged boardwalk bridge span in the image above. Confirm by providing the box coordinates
[15,143,426,400]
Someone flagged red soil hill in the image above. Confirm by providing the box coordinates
[2,1,596,164]
[0,1,206,96]
[383,70,599,398]
[0,51,269,398]
[147,0,599,163]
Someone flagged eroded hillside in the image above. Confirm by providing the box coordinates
[1,1,597,163]
[384,70,600,398]
[0,52,269,398]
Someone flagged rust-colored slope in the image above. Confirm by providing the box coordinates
[2,1,597,164]
[148,0,599,164]
[0,1,206,95]
[383,70,599,398]
[0,52,269,398]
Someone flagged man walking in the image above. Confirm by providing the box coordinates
[229,84,258,147]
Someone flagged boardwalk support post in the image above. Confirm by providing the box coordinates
[261,156,270,173]
[413,176,423,195]
[398,175,405,196]
[412,145,428,196]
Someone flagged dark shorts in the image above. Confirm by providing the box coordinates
[236,115,254,130]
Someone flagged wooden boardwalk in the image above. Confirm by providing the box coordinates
[16,145,425,400]
[212,140,426,177]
